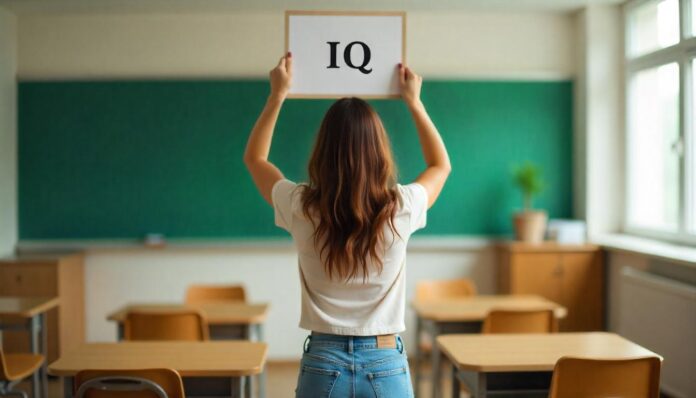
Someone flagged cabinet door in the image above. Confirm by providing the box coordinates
[0,263,58,296]
[560,252,603,331]
[509,253,562,303]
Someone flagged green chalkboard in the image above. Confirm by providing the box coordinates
[18,80,572,240]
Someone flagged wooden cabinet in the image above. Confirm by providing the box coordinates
[0,253,85,362]
[498,242,604,331]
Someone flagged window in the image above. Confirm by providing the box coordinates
[625,0,696,243]
[628,0,680,56]
[627,63,680,231]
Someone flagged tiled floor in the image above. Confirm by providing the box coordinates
[33,360,458,398]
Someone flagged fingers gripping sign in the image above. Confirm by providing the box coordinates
[398,64,422,106]
[270,52,293,100]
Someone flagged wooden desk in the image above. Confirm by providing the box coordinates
[107,302,269,398]
[0,296,60,398]
[49,341,267,398]
[107,303,269,328]
[411,295,567,398]
[438,332,661,398]
[0,253,85,363]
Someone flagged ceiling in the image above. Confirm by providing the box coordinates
[0,0,626,15]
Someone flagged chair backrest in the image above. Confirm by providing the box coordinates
[124,310,209,341]
[549,356,661,398]
[482,309,558,334]
[184,285,246,304]
[0,349,9,381]
[75,368,185,398]
[415,279,477,302]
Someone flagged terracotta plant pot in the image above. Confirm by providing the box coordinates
[513,210,548,243]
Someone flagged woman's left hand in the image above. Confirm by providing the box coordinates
[270,52,293,101]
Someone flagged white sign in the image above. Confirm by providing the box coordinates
[285,11,406,98]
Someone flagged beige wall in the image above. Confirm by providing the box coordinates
[0,7,17,256]
[18,11,575,79]
[573,5,624,236]
[85,243,497,359]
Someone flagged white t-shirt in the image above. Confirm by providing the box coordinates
[272,179,428,336]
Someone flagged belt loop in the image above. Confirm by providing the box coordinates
[303,335,312,353]
[397,335,404,354]
[348,336,354,354]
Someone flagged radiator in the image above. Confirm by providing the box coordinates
[618,266,696,398]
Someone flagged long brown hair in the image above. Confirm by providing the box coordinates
[301,98,399,281]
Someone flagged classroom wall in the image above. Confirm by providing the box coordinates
[17,11,575,79]
[0,7,17,257]
[85,242,496,359]
[15,10,576,359]
[574,5,623,236]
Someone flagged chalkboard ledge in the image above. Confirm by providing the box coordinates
[16,235,502,255]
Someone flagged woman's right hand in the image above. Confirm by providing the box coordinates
[398,64,422,107]
[269,52,292,101]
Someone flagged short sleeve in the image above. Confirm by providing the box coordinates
[398,183,428,233]
[272,179,298,232]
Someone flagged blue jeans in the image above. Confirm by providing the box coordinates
[295,333,414,398]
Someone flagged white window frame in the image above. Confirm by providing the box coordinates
[624,0,696,245]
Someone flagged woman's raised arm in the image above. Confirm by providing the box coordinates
[399,65,451,208]
[243,53,293,204]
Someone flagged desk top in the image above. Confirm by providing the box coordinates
[437,332,661,372]
[412,295,567,321]
[0,296,60,318]
[107,302,269,325]
[48,341,267,377]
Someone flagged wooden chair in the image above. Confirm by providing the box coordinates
[549,356,661,398]
[75,368,185,398]
[415,278,478,394]
[416,278,478,350]
[416,279,478,352]
[415,278,477,302]
[482,309,558,334]
[185,285,246,304]
[0,349,44,398]
[124,310,209,341]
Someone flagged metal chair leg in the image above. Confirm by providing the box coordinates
[0,382,30,398]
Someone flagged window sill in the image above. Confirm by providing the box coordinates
[591,233,696,267]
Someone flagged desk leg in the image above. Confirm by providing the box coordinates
[237,376,245,398]
[256,323,266,398]
[63,377,74,398]
[430,322,442,398]
[452,364,462,398]
[243,325,253,398]
[29,316,41,398]
[451,365,459,398]
[116,323,124,341]
[39,314,48,398]
[476,373,488,398]
[413,316,422,398]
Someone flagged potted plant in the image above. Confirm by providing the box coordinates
[512,162,547,243]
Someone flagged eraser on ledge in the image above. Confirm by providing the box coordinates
[144,233,166,248]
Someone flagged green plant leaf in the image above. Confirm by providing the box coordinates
[512,162,544,209]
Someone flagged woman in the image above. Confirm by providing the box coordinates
[244,52,450,397]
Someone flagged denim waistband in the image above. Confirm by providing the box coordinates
[304,333,404,354]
